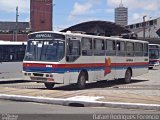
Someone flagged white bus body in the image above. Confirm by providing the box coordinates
[0,41,26,79]
[23,31,149,89]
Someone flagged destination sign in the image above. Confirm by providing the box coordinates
[36,34,52,38]
[28,32,65,40]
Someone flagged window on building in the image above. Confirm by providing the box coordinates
[153,19,157,25]
[136,23,139,28]
[149,20,154,26]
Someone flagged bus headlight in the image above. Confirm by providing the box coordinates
[24,73,27,76]
[50,74,53,77]
[46,74,50,77]
[28,73,31,76]
[46,74,53,78]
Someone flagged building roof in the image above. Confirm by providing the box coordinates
[61,20,130,37]
[0,22,29,31]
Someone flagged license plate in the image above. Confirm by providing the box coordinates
[30,77,47,81]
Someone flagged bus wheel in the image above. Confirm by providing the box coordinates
[123,69,132,84]
[77,72,86,89]
[149,67,153,70]
[44,83,55,89]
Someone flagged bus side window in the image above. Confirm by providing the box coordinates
[116,41,125,56]
[66,39,81,62]
[126,42,134,56]
[82,37,92,56]
[135,42,143,56]
[144,43,148,56]
[106,40,116,56]
[94,39,105,56]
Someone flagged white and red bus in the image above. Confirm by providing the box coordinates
[149,44,160,69]
[23,31,149,89]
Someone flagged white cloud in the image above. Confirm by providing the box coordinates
[0,0,29,13]
[68,0,99,20]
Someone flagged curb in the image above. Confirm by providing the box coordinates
[0,94,160,111]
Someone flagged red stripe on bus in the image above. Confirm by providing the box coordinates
[149,59,159,62]
[23,62,148,68]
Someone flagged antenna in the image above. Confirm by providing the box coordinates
[119,0,123,7]
[15,6,19,41]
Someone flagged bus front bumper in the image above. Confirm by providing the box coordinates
[22,71,63,83]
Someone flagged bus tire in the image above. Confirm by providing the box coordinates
[44,83,55,89]
[77,72,87,89]
[123,69,132,84]
[149,67,153,70]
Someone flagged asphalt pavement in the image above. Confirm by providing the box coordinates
[0,67,160,111]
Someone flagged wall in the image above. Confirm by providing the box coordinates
[30,0,52,32]
[0,34,27,41]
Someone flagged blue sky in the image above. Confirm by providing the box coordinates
[0,0,160,31]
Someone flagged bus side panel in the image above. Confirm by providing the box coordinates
[54,73,64,83]
[115,56,127,79]
[132,57,148,77]
[94,56,106,81]
[66,56,96,84]
[87,71,95,82]
[65,70,95,84]
[0,62,23,79]
[63,72,70,85]
[69,72,79,84]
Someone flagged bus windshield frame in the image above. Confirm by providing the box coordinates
[24,33,65,62]
[149,48,159,59]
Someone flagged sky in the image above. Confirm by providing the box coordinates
[0,0,160,31]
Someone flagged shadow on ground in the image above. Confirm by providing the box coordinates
[0,80,33,84]
[29,79,149,91]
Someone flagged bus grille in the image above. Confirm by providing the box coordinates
[33,73,44,77]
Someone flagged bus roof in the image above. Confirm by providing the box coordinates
[28,31,149,44]
[0,40,27,45]
[149,44,160,46]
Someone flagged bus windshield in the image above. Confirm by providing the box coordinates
[24,40,65,62]
[149,49,159,59]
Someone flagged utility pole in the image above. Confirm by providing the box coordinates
[143,15,146,40]
[15,6,19,41]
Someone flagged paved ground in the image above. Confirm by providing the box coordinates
[1,99,159,114]
[0,67,160,110]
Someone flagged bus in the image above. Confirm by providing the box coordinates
[149,44,160,69]
[23,31,149,89]
[0,41,26,79]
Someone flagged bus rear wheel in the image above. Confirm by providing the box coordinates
[44,83,55,89]
[123,69,132,84]
[77,72,87,89]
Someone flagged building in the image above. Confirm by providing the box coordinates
[30,0,52,32]
[61,20,131,37]
[0,0,53,41]
[126,17,160,44]
[115,1,128,26]
[0,22,29,41]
